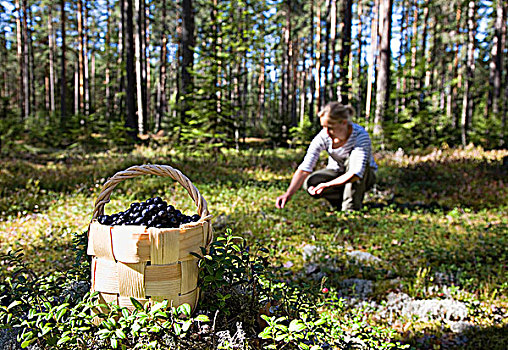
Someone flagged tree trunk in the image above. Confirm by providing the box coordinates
[156,0,167,132]
[447,6,461,129]
[27,3,35,114]
[48,6,56,113]
[400,0,410,114]
[410,0,418,93]
[394,0,406,118]
[116,0,126,118]
[77,0,84,114]
[145,0,151,126]
[328,0,337,101]
[487,0,505,118]
[280,5,290,129]
[15,0,24,120]
[258,48,265,125]
[501,2,507,146]
[419,0,429,95]
[356,0,363,118]
[299,63,306,126]
[365,0,378,124]
[338,0,353,104]
[74,62,79,115]
[291,37,298,127]
[314,0,322,116]
[60,0,66,123]
[180,0,195,126]
[135,0,146,134]
[105,0,111,118]
[461,1,475,146]
[125,0,137,137]
[22,0,30,119]
[84,2,90,115]
[373,0,392,142]
[309,0,315,123]
[323,0,331,102]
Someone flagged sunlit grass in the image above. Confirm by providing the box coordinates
[0,145,507,348]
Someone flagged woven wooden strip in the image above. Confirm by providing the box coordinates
[118,296,150,312]
[92,258,119,294]
[89,223,115,261]
[145,264,181,297]
[149,227,180,265]
[178,226,204,260]
[180,259,199,295]
[178,288,199,309]
[92,164,209,221]
[86,224,95,256]
[117,262,146,298]
[111,226,150,263]
[202,221,213,247]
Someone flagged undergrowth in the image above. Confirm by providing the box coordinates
[0,144,507,349]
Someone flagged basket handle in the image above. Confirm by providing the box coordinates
[92,164,209,221]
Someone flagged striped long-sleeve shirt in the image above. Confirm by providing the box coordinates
[297,123,377,179]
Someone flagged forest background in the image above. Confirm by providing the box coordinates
[0,0,507,349]
[0,0,506,150]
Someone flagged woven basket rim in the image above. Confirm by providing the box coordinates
[91,164,211,222]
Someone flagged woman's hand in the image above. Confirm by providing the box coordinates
[308,183,329,196]
[276,192,292,209]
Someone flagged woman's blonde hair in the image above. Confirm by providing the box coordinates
[318,102,355,121]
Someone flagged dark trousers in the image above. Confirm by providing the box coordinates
[302,162,376,211]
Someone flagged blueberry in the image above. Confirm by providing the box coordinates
[153,197,163,204]
[146,198,154,205]
[134,217,143,225]
[191,214,200,222]
[167,205,175,213]
[169,217,178,227]
[157,202,167,210]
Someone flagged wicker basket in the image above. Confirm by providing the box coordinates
[87,164,213,313]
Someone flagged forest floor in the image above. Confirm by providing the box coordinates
[0,143,507,349]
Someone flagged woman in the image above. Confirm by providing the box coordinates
[275,102,377,211]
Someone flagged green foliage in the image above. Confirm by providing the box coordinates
[289,114,315,146]
[0,145,507,349]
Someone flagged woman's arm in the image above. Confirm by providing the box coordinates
[276,169,310,208]
[307,171,359,195]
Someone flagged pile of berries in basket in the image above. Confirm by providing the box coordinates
[96,196,201,228]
